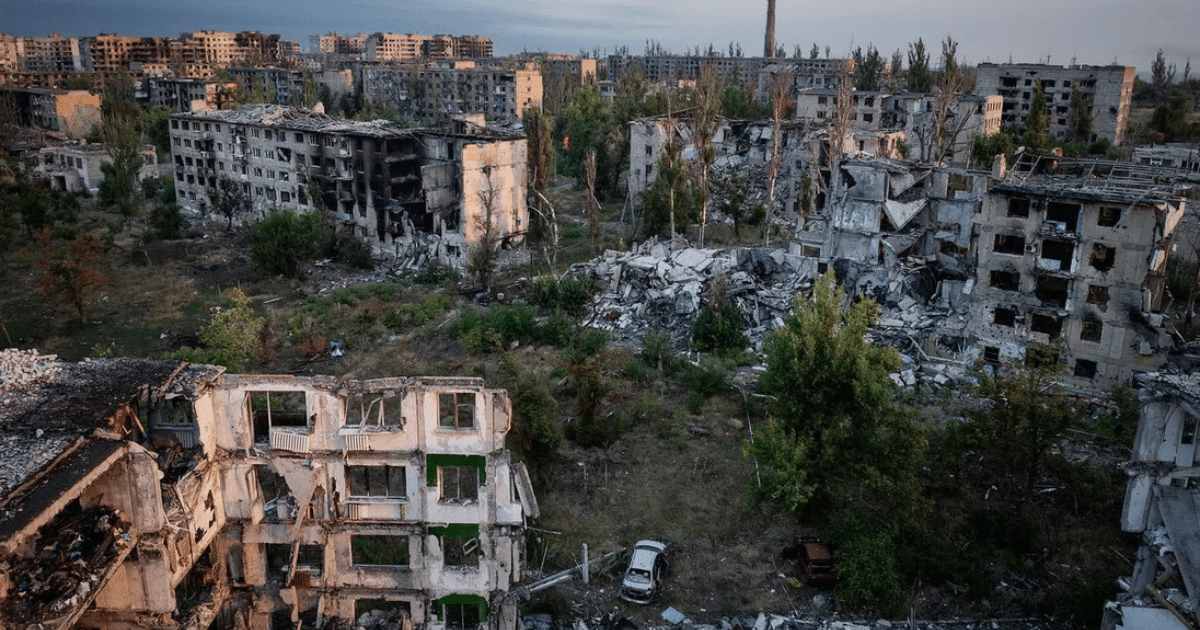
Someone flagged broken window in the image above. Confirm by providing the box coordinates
[434,524,481,568]
[444,603,482,630]
[439,466,480,502]
[345,393,405,427]
[1087,285,1110,305]
[1006,198,1030,218]
[1080,317,1103,342]
[1040,239,1074,272]
[255,465,293,521]
[1074,359,1098,379]
[1026,345,1060,369]
[155,397,194,425]
[439,393,475,430]
[1090,244,1116,272]
[1098,207,1121,227]
[993,234,1026,255]
[1045,201,1081,232]
[1030,312,1063,339]
[347,465,407,499]
[248,391,308,442]
[948,174,971,194]
[1035,275,1069,308]
[993,307,1016,327]
[989,270,1020,291]
[983,346,1000,365]
[351,535,409,566]
[266,544,323,580]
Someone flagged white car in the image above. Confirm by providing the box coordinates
[620,540,669,604]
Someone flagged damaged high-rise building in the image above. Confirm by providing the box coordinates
[974,63,1135,145]
[0,349,537,630]
[169,104,527,267]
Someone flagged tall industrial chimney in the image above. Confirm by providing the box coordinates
[764,0,776,58]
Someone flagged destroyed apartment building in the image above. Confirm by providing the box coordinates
[1107,371,1200,630]
[617,120,1191,389]
[169,104,527,268]
[0,349,538,630]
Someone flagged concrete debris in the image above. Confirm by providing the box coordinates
[566,236,974,390]
[546,614,1050,630]
[0,348,62,398]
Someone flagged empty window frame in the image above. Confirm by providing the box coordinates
[1087,284,1110,305]
[439,466,480,502]
[1074,359,1098,379]
[248,391,308,442]
[993,307,1017,327]
[1097,207,1122,227]
[993,233,1026,255]
[439,393,476,429]
[355,600,411,619]
[155,397,194,425]
[347,465,407,499]
[345,393,405,427]
[1045,201,1081,232]
[265,543,323,579]
[1090,244,1116,271]
[1080,317,1103,342]
[989,270,1020,291]
[1040,239,1075,271]
[1030,313,1064,338]
[983,346,1001,365]
[351,535,409,566]
[254,465,294,521]
[433,524,481,568]
[1035,275,1070,308]
[443,603,482,630]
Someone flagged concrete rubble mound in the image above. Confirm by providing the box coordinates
[563,237,973,390]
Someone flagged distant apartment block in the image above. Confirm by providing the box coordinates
[11,33,83,72]
[604,55,854,98]
[147,77,238,111]
[0,87,101,138]
[168,104,527,264]
[310,32,370,56]
[364,33,493,63]
[974,63,1135,145]
[360,62,542,121]
[793,88,1002,164]
[33,142,158,193]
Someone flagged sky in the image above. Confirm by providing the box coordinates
[2,0,1198,76]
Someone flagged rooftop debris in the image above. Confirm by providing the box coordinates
[0,503,132,626]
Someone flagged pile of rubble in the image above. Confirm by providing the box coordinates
[0,504,132,625]
[562,238,973,390]
[0,348,62,400]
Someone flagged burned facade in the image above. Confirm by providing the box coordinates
[1108,372,1200,630]
[0,87,101,139]
[0,349,536,630]
[970,159,1183,386]
[33,142,158,194]
[168,104,527,266]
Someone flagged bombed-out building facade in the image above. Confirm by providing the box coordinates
[0,350,537,630]
[168,104,527,266]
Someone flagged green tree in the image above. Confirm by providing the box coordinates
[214,177,250,230]
[1068,87,1094,143]
[522,106,555,243]
[906,38,932,93]
[749,271,907,511]
[33,229,108,320]
[245,208,326,278]
[141,105,174,157]
[498,354,562,471]
[853,45,885,91]
[1150,90,1195,141]
[1023,81,1049,148]
[970,129,1018,168]
[639,135,693,238]
[99,71,144,225]
[175,288,265,372]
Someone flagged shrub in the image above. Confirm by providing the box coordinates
[172,288,264,372]
[245,208,327,278]
[451,305,540,353]
[147,202,187,241]
[532,276,595,319]
[329,230,375,269]
[692,303,748,353]
[639,332,675,372]
[499,355,562,468]
[676,358,729,397]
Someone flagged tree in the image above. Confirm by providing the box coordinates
[713,169,751,237]
[639,133,693,238]
[33,229,108,320]
[690,66,721,247]
[929,36,973,163]
[245,208,326,278]
[99,71,144,226]
[1150,90,1195,141]
[852,45,884,91]
[584,150,600,254]
[1024,80,1049,148]
[1068,86,1094,143]
[766,66,794,214]
[175,288,265,372]
[466,166,502,289]
[213,177,250,230]
[906,38,932,93]
[748,271,904,511]
[522,106,554,242]
[1151,49,1176,101]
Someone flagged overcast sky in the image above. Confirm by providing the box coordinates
[2,0,1197,76]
